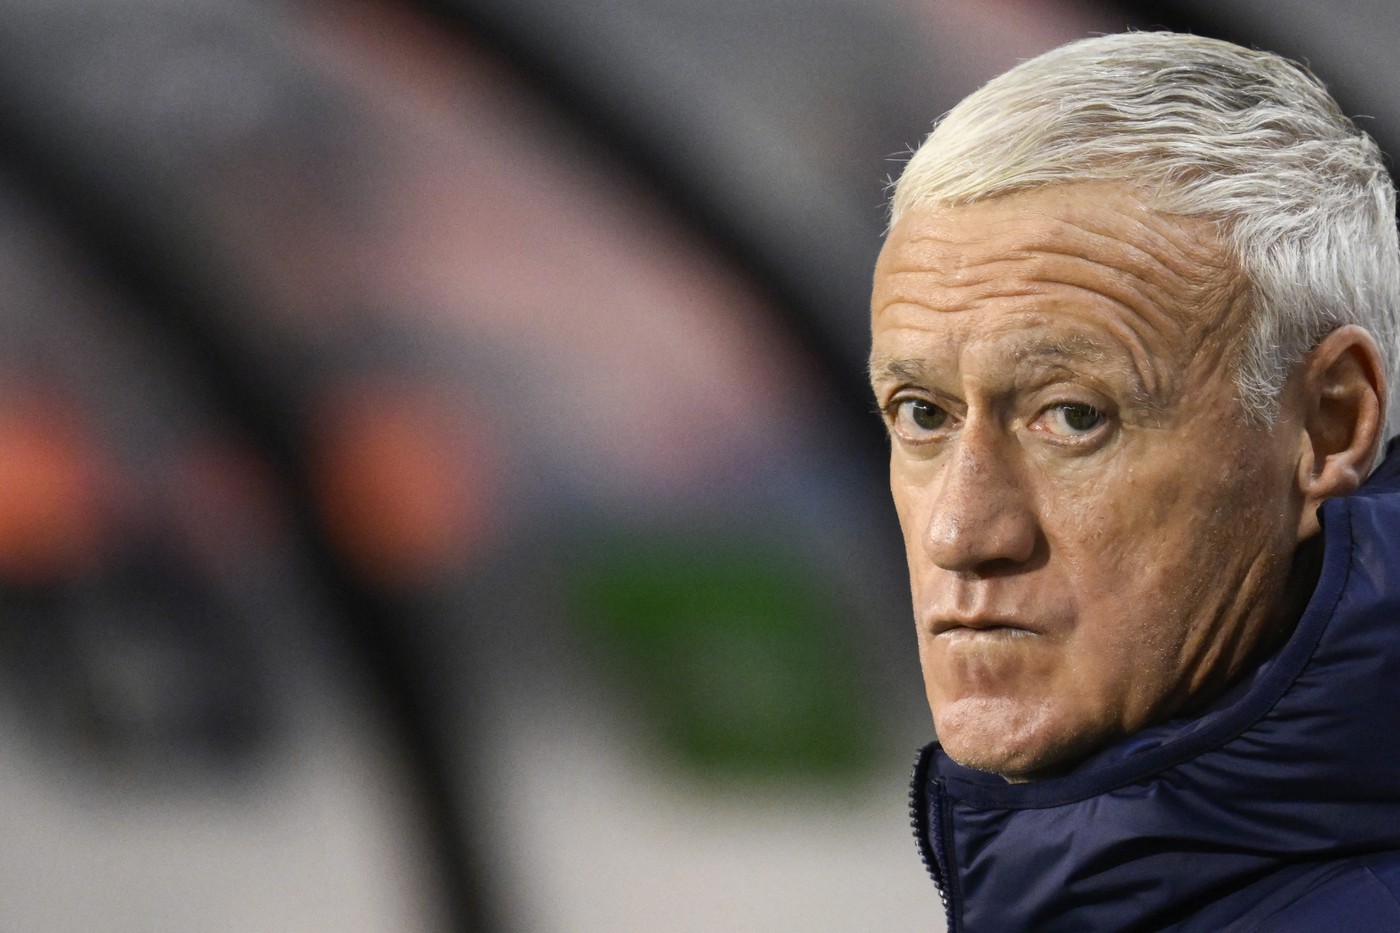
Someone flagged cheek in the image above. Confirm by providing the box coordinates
[1049,438,1250,573]
[1049,443,1296,673]
[1035,463,1200,641]
[889,460,929,575]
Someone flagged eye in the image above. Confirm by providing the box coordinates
[1040,402,1106,437]
[889,398,952,440]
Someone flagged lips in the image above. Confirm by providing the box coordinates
[930,616,1039,637]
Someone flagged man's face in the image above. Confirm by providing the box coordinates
[870,182,1307,780]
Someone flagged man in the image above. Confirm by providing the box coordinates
[872,32,1400,931]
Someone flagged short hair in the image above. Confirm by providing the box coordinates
[891,31,1400,453]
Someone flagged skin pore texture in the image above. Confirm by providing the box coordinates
[870,181,1381,782]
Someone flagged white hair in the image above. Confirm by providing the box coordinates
[892,31,1400,454]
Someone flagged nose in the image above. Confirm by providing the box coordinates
[921,427,1039,574]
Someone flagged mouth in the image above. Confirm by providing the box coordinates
[930,617,1038,639]
[936,626,1035,646]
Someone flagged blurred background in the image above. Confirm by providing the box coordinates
[0,1,1394,930]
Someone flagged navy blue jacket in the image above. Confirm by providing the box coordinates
[911,446,1400,931]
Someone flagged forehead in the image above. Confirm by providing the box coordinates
[871,183,1244,384]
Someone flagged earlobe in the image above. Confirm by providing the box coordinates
[1294,325,1387,541]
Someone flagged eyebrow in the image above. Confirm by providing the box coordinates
[867,355,932,385]
[870,337,1108,382]
[869,336,1161,410]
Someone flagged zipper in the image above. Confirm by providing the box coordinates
[909,746,961,931]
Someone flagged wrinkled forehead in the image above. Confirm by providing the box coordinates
[872,181,1249,355]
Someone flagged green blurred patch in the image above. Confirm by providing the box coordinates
[569,532,874,782]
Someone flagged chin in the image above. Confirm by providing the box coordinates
[934,696,1094,781]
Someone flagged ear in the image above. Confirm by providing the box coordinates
[1295,324,1387,540]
